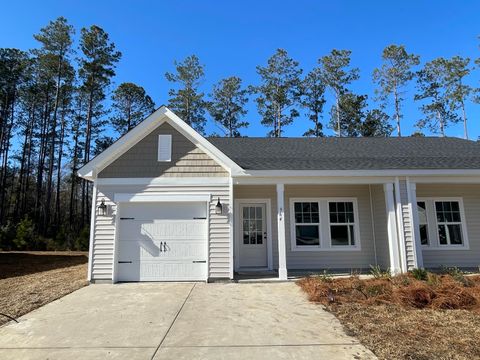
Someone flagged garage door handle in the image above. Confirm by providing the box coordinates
[192,260,206,263]
[118,261,132,264]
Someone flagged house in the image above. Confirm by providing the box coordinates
[78,106,480,283]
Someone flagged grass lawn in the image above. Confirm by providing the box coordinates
[0,251,88,326]
[298,271,480,360]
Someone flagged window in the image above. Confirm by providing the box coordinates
[293,202,319,246]
[328,202,355,246]
[417,201,429,245]
[290,198,360,251]
[242,206,263,245]
[157,134,172,162]
[435,201,463,246]
[417,198,468,249]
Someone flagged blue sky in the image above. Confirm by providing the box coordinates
[1,0,480,138]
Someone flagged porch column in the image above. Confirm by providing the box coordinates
[384,183,402,274]
[408,181,424,268]
[277,183,288,280]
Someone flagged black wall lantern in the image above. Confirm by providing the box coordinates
[97,199,108,216]
[215,197,223,215]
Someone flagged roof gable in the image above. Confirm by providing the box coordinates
[78,106,244,180]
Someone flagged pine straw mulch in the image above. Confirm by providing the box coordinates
[297,274,480,360]
[0,252,88,326]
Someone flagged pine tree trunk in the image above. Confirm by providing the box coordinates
[461,101,468,140]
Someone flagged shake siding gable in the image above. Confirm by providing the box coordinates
[99,122,228,178]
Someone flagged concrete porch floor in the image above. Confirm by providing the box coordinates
[0,282,376,359]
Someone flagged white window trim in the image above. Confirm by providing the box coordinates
[417,197,469,250]
[289,197,361,252]
[157,134,172,162]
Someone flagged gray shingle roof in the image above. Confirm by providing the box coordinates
[207,137,480,170]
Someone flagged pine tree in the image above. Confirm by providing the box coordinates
[251,49,302,137]
[207,76,249,137]
[78,25,121,226]
[329,93,367,137]
[361,109,392,137]
[300,67,326,137]
[165,55,206,134]
[414,58,459,136]
[111,82,155,136]
[319,49,359,137]
[373,45,420,136]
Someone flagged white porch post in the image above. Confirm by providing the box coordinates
[384,183,401,274]
[276,183,288,280]
[408,181,424,268]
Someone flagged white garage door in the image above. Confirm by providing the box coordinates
[117,202,207,282]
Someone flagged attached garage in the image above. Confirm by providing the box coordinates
[115,200,208,282]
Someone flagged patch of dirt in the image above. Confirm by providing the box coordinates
[0,252,88,326]
[0,251,88,279]
[297,274,480,359]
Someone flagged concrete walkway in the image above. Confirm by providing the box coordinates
[0,282,376,359]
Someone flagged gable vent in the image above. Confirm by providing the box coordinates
[158,134,172,162]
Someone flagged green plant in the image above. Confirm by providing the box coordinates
[0,221,16,250]
[410,268,428,281]
[75,226,90,251]
[14,217,36,250]
[317,269,333,283]
[370,265,391,279]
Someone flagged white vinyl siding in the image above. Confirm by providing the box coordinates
[157,134,172,162]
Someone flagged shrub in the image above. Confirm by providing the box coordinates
[74,226,90,251]
[440,266,473,287]
[317,269,333,283]
[410,268,428,281]
[370,265,391,279]
[14,217,36,250]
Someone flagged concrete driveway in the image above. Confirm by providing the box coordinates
[0,282,376,359]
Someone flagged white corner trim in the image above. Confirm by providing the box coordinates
[394,177,408,273]
[406,179,424,268]
[87,182,98,282]
[228,177,234,279]
[114,192,211,203]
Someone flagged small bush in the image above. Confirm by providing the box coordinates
[370,265,391,279]
[14,217,36,250]
[440,266,473,287]
[410,268,428,281]
[315,269,333,283]
[74,226,90,251]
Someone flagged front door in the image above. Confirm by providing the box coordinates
[239,203,268,268]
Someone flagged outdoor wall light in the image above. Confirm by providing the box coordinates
[97,199,108,216]
[215,197,223,215]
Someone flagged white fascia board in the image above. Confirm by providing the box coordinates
[97,177,230,186]
[233,176,395,185]
[239,169,480,177]
[114,192,211,203]
[163,108,244,175]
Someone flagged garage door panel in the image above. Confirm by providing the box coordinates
[118,239,206,261]
[118,261,207,282]
[117,202,208,282]
[119,220,206,240]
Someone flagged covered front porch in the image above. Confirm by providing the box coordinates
[233,177,480,280]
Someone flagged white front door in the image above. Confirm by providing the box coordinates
[116,202,207,282]
[238,203,268,268]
